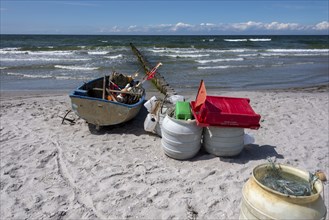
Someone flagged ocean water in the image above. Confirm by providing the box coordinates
[0,35,328,94]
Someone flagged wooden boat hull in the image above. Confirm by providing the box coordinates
[69,77,145,126]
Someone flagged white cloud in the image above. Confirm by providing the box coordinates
[128,25,137,31]
[96,21,329,34]
[145,24,173,33]
[264,22,303,30]
[313,21,329,30]
[231,21,263,31]
[157,24,173,28]
[223,21,311,32]
[110,26,121,33]
[200,23,215,26]
[171,22,193,31]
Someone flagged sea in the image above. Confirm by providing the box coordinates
[0,35,328,94]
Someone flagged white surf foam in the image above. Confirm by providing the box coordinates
[54,65,99,71]
[0,50,29,55]
[29,51,73,56]
[55,75,92,80]
[7,72,53,78]
[0,49,74,56]
[149,48,200,54]
[198,65,247,69]
[249,38,272,42]
[166,54,210,58]
[202,38,216,42]
[196,58,244,64]
[224,39,248,42]
[238,54,259,57]
[7,72,91,80]
[87,51,109,55]
[267,49,329,53]
[1,58,91,62]
[105,54,123,59]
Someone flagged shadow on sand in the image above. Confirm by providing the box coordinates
[87,105,149,136]
[191,144,284,163]
[219,144,284,164]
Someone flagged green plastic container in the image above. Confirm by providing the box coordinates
[175,101,192,120]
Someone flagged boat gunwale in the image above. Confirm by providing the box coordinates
[69,76,146,108]
[69,92,145,108]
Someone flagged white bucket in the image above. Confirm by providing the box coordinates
[155,106,167,137]
[161,114,202,160]
[144,113,157,132]
[168,95,185,104]
[203,127,245,156]
[144,96,158,113]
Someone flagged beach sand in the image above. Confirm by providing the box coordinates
[1,87,328,219]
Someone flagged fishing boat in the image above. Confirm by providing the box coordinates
[69,72,146,129]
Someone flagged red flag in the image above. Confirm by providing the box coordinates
[147,62,162,80]
[195,80,207,111]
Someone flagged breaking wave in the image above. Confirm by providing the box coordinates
[105,54,124,59]
[249,38,272,42]
[54,65,99,71]
[8,72,53,78]
[198,65,247,69]
[87,51,109,55]
[224,38,271,42]
[166,54,210,58]
[196,58,244,64]
[224,39,248,42]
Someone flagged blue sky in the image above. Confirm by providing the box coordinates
[1,1,328,35]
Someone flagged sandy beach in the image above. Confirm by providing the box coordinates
[1,87,328,219]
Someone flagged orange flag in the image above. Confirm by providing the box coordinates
[194,80,207,111]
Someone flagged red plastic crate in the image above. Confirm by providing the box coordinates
[190,80,261,129]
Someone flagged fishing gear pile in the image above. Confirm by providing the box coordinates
[259,159,318,196]
[107,72,144,104]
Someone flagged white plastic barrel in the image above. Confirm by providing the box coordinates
[161,115,202,160]
[144,113,157,132]
[144,96,158,113]
[168,95,185,104]
[203,127,245,156]
[239,163,327,219]
[155,106,168,137]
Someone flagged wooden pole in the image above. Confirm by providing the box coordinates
[130,43,177,96]
[130,43,150,73]
[102,75,106,99]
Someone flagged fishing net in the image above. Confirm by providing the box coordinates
[258,158,318,196]
[110,72,130,88]
[109,72,143,104]
[126,86,144,104]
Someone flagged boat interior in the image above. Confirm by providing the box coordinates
[71,73,144,104]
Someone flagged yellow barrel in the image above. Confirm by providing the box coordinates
[240,163,327,219]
